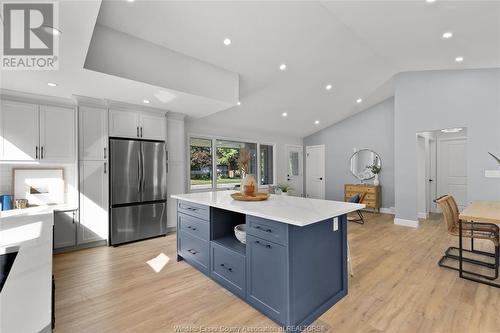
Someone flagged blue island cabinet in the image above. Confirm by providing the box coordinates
[176,200,348,331]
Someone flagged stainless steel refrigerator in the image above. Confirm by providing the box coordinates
[110,138,167,245]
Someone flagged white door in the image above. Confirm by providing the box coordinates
[438,138,467,210]
[109,109,140,138]
[79,106,108,160]
[39,105,75,162]
[306,145,325,199]
[140,112,166,140]
[0,100,39,161]
[79,160,109,244]
[285,145,303,196]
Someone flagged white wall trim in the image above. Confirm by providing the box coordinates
[418,212,428,219]
[394,218,419,228]
[380,207,395,214]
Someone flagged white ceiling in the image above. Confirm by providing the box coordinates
[2,1,499,137]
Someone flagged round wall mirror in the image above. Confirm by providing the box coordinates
[349,149,381,181]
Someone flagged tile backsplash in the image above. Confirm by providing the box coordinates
[0,163,78,205]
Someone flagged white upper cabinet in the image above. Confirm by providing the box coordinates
[140,111,166,140]
[0,100,75,162]
[39,105,75,162]
[109,109,166,141]
[79,106,108,160]
[109,109,140,139]
[0,100,39,161]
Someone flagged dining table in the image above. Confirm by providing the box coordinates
[458,201,500,288]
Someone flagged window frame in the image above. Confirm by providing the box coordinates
[187,133,276,192]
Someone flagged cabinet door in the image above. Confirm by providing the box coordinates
[246,235,287,323]
[53,210,77,249]
[79,160,109,245]
[79,106,108,160]
[109,109,140,138]
[140,112,166,140]
[0,100,39,161]
[39,105,75,162]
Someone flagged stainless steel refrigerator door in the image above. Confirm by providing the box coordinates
[141,141,167,202]
[110,202,166,245]
[111,139,141,205]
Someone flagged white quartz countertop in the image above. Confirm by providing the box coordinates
[171,191,365,227]
[0,204,78,221]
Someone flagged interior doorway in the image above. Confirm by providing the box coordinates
[305,145,325,199]
[416,128,467,219]
[285,145,303,196]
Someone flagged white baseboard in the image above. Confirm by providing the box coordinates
[380,207,395,214]
[394,218,419,228]
[417,212,428,219]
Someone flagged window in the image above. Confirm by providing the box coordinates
[189,136,275,191]
[259,144,274,185]
[216,140,256,189]
[190,138,213,190]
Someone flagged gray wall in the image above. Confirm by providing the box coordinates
[395,68,500,222]
[304,97,395,208]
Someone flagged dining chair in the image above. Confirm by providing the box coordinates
[435,195,500,281]
[347,192,366,225]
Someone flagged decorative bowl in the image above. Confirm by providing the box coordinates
[234,224,246,244]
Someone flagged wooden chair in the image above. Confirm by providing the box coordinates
[347,192,366,225]
[435,195,500,281]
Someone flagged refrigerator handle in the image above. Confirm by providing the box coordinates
[141,145,145,192]
[137,149,141,193]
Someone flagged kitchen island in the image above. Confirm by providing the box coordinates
[171,191,364,331]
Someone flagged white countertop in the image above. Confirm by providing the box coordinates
[0,203,78,220]
[171,191,365,226]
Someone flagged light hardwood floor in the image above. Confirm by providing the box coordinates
[53,213,500,333]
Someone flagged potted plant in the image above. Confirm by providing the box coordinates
[277,183,292,196]
[368,164,381,186]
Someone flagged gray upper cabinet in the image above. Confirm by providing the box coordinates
[246,234,287,324]
[79,106,108,161]
[53,210,77,249]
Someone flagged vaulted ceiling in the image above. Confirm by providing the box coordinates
[2,1,499,137]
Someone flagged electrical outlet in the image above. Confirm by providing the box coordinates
[485,170,500,178]
[333,217,339,231]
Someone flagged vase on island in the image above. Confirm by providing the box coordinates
[373,174,380,186]
[241,174,257,196]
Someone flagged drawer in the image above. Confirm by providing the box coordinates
[364,193,376,201]
[178,200,210,221]
[364,202,376,208]
[210,242,245,298]
[345,185,357,192]
[178,213,209,241]
[366,187,376,193]
[179,231,209,273]
[247,215,288,246]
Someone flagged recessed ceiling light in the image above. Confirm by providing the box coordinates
[282,112,288,117]
[237,101,241,106]
[223,38,231,46]
[279,64,287,71]
[42,25,61,36]
[455,56,464,63]
[126,0,135,2]
[314,120,320,125]
[441,128,463,133]
[325,84,333,91]
[356,98,363,104]
[442,32,453,39]
[425,0,436,3]
[143,99,150,104]
[47,82,57,87]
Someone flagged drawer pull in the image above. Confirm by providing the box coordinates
[255,225,272,233]
[187,249,198,255]
[187,226,197,231]
[255,240,272,248]
[186,207,198,211]
[220,263,233,272]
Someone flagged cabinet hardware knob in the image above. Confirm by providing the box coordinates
[255,226,272,233]
[104,162,107,174]
[104,147,107,159]
[41,146,44,159]
[140,127,143,138]
[255,240,271,248]
[137,126,139,137]
[35,146,39,159]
